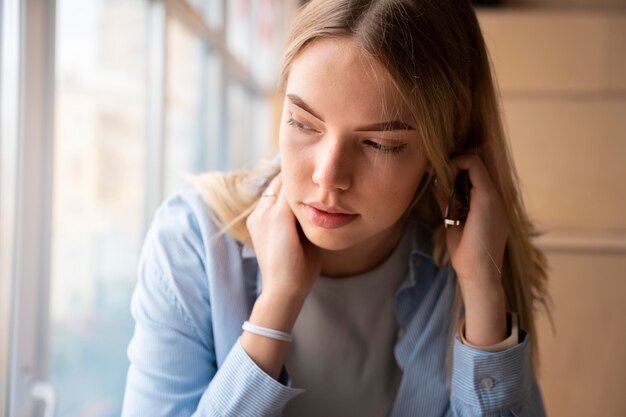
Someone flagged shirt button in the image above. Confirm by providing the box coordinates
[480,377,495,389]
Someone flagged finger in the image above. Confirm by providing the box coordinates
[450,154,493,192]
[248,175,282,231]
[258,175,282,206]
[264,174,282,194]
[273,176,293,214]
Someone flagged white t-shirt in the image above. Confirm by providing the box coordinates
[283,230,411,417]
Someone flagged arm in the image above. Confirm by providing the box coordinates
[240,174,320,380]
[121,192,303,417]
[450,312,546,415]
[439,155,546,415]
[450,328,546,416]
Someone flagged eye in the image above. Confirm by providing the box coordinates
[364,139,407,154]
[286,114,318,134]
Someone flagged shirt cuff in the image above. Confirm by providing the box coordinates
[199,337,304,416]
[458,312,519,352]
[451,327,531,413]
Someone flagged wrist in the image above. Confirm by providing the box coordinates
[249,291,305,333]
[456,266,501,289]
[241,293,301,381]
[460,281,507,346]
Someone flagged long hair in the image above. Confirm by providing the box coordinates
[192,0,549,371]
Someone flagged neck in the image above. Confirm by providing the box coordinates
[318,221,406,278]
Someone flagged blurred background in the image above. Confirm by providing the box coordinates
[0,0,624,416]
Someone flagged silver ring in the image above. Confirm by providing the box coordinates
[444,218,463,228]
[261,191,277,198]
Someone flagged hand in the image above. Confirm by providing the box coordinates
[242,175,320,380]
[436,154,510,346]
[442,155,510,285]
[246,174,320,303]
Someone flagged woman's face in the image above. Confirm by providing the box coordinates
[279,37,428,258]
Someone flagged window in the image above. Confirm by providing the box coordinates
[164,14,212,195]
[1,0,298,416]
[49,0,148,414]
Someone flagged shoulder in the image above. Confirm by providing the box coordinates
[141,186,256,292]
[142,187,246,272]
[135,187,253,347]
[147,187,218,247]
[139,186,251,302]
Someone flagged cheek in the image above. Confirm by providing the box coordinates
[377,170,426,210]
[358,180,399,215]
[279,130,311,176]
[279,128,302,164]
[279,143,308,201]
[386,186,415,212]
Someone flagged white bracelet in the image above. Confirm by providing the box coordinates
[242,321,294,343]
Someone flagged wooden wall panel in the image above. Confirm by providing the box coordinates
[536,252,626,416]
[506,0,626,9]
[480,11,626,93]
[503,99,626,230]
[478,9,626,416]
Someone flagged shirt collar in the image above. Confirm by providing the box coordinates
[407,218,436,262]
[393,218,438,292]
[242,243,256,259]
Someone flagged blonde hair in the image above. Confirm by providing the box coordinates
[192,0,549,370]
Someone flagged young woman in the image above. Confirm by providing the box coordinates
[122,0,549,416]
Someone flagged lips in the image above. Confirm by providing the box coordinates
[303,203,358,229]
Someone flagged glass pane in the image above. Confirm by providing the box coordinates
[248,0,283,89]
[50,0,148,416]
[227,0,252,68]
[204,47,224,171]
[227,0,286,89]
[188,0,223,28]
[206,0,224,28]
[253,92,274,158]
[226,80,252,169]
[227,82,271,169]
[164,16,221,196]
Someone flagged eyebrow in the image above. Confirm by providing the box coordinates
[356,120,416,132]
[287,94,324,121]
[286,94,416,132]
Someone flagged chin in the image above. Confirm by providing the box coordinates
[299,223,363,252]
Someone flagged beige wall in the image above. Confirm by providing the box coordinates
[507,0,626,9]
[478,9,626,416]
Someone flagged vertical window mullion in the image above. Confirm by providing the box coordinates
[145,0,167,232]
[6,0,57,416]
[218,0,229,170]
[0,0,22,414]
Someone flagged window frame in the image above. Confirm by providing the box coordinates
[1,0,57,416]
[0,0,22,413]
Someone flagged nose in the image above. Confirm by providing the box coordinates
[311,138,352,191]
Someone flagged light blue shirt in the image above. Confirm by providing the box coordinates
[121,188,546,417]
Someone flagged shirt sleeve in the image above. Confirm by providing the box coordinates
[121,193,303,417]
[449,327,547,416]
[198,338,304,415]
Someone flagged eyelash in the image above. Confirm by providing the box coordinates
[286,117,317,133]
[363,140,407,154]
[286,116,407,155]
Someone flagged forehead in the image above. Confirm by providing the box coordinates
[285,37,411,122]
